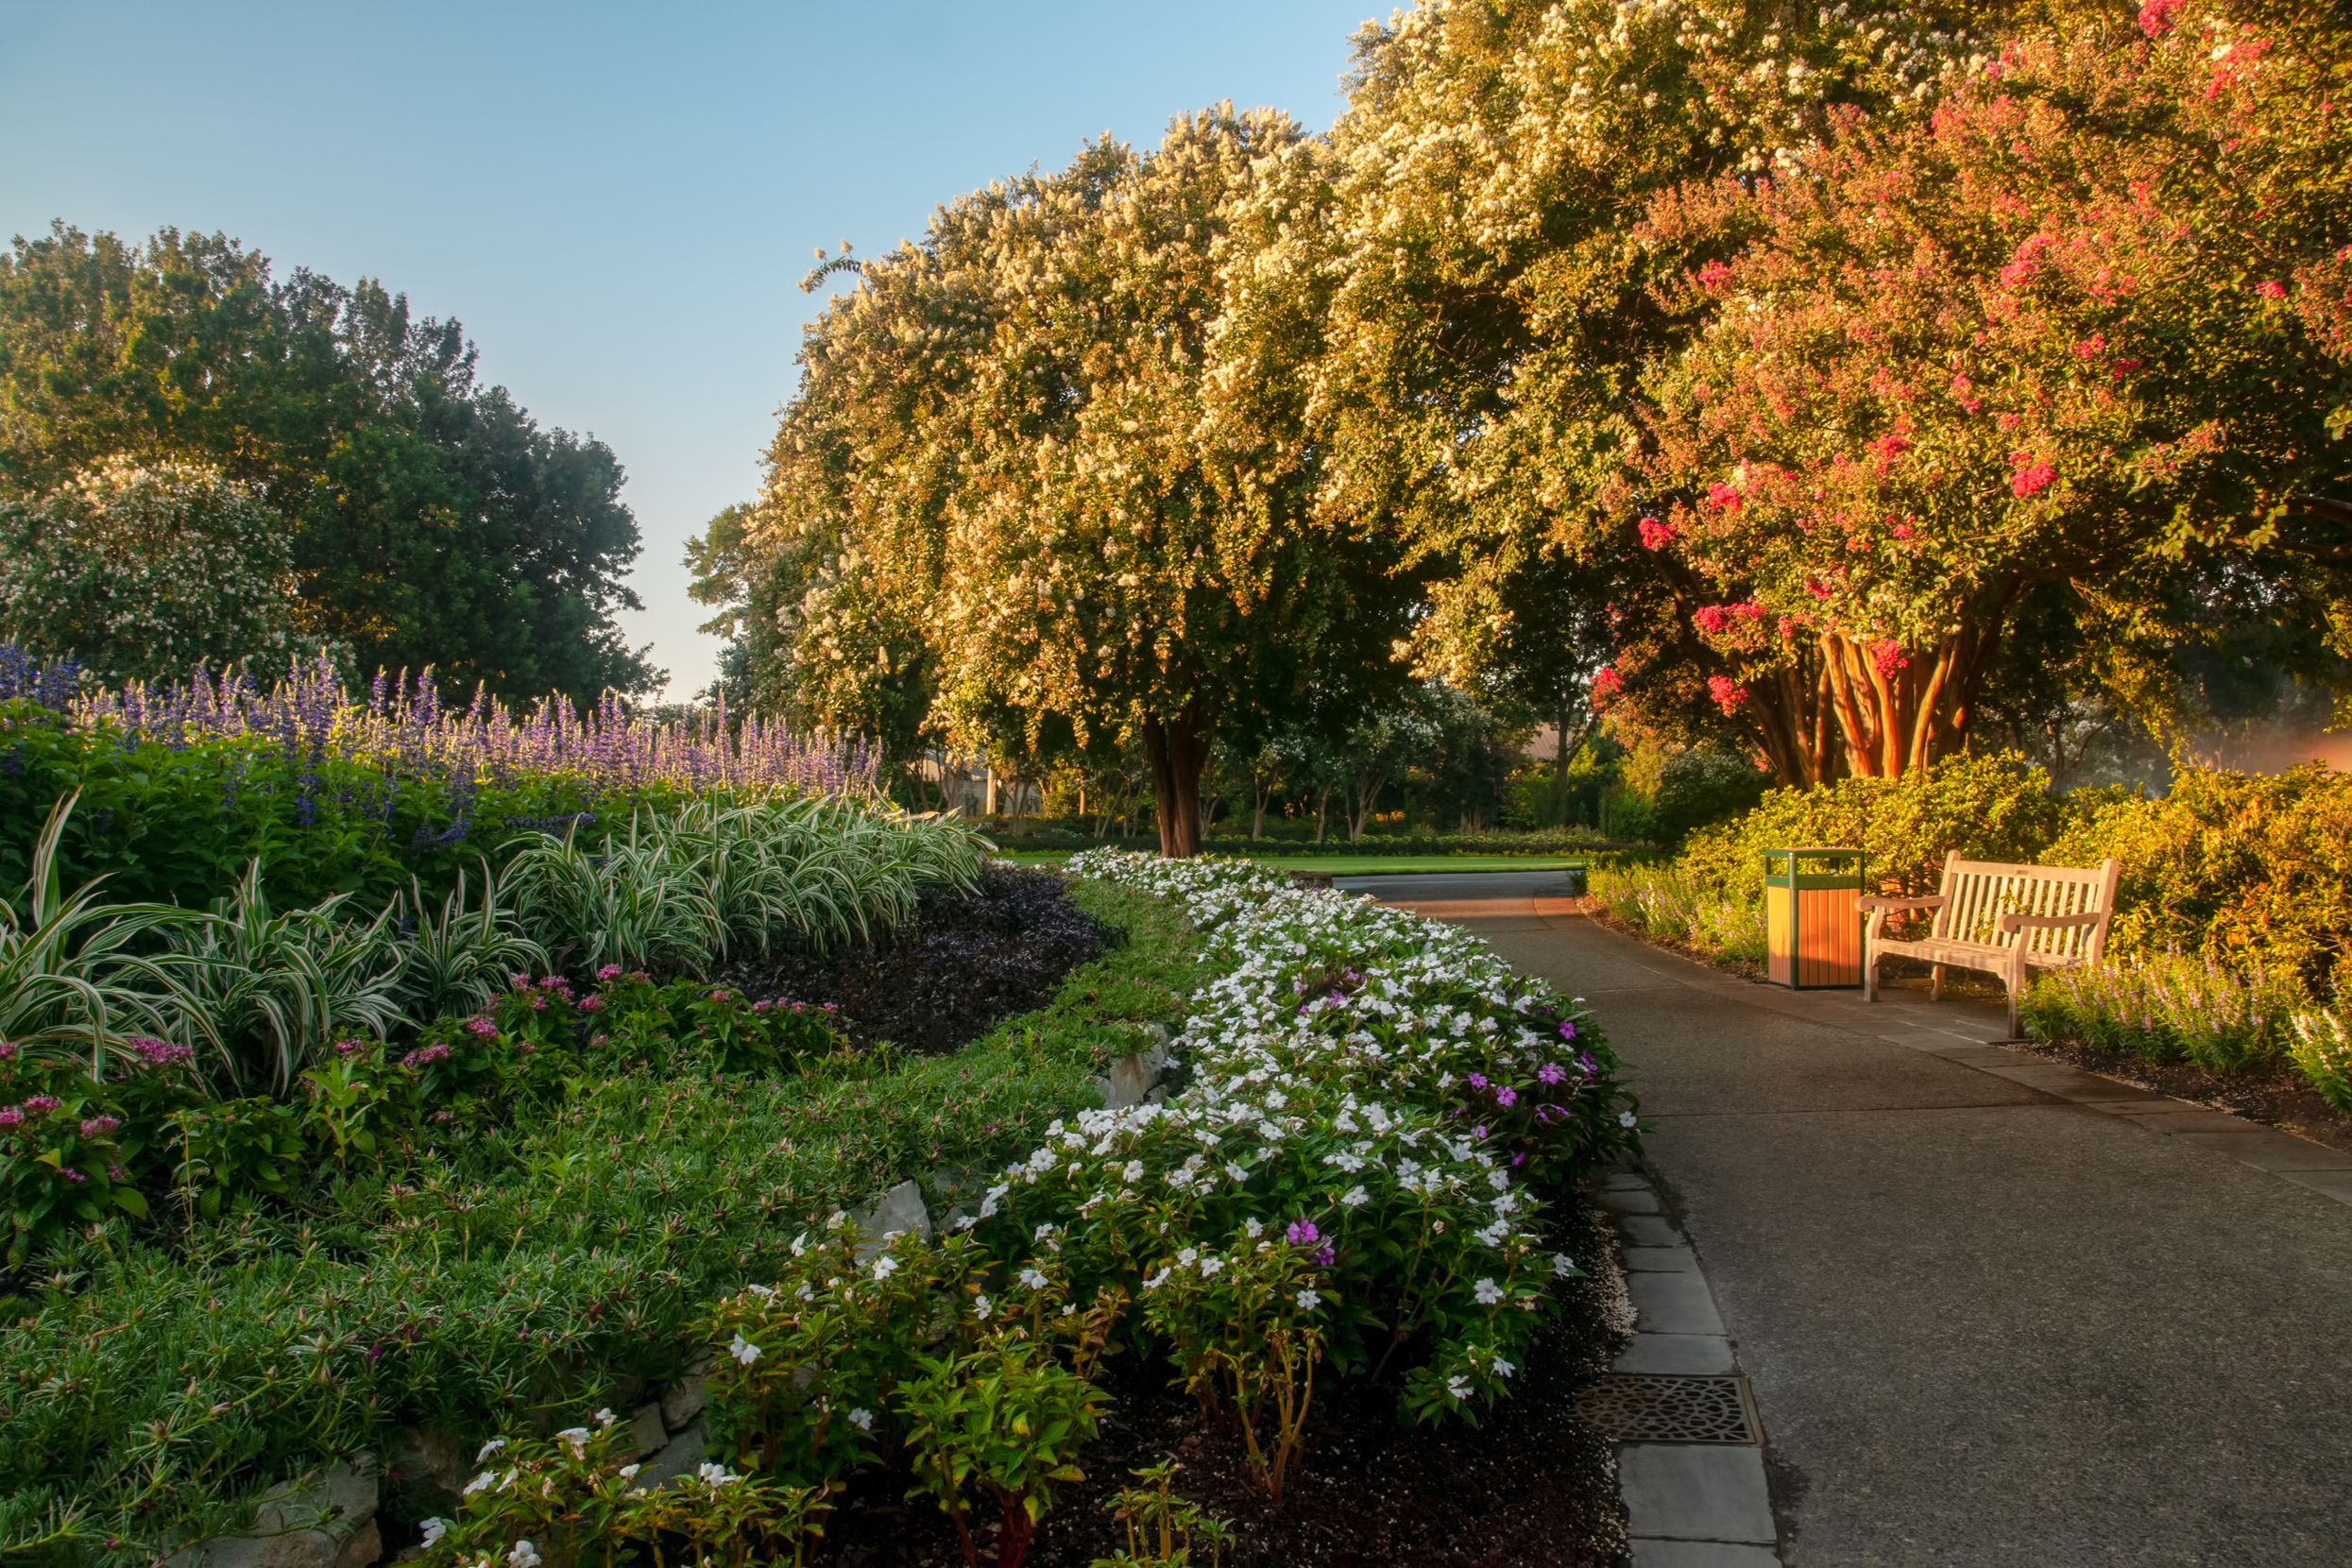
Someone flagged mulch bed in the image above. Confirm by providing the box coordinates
[719,865,1116,1055]
[814,1321,1628,1568]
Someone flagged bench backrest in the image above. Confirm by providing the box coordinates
[1933,852,2121,964]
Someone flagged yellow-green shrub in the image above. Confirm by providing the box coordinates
[1675,754,2073,901]
[2047,764,2352,993]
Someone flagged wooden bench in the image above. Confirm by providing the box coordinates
[1859,852,2121,1037]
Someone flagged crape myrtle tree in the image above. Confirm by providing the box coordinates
[1206,0,2012,785]
[0,225,657,700]
[1613,1,2352,781]
[731,109,1419,856]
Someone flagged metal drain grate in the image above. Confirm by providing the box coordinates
[1574,1374,1760,1443]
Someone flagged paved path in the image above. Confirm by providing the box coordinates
[1341,872,2352,1568]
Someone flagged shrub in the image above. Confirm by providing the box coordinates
[1677,753,2072,901]
[1647,748,1774,845]
[2047,763,2352,995]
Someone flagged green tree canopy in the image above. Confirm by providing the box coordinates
[0,224,658,700]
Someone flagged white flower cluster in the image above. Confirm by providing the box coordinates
[959,851,1630,1407]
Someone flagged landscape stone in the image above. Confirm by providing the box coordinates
[624,1402,668,1458]
[659,1352,714,1432]
[629,1423,708,1492]
[384,1428,465,1497]
[1097,1039,1171,1110]
[849,1179,934,1262]
[166,1457,381,1568]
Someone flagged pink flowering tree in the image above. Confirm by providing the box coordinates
[1607,2,2352,783]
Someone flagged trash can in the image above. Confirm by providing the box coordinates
[1764,847,1866,989]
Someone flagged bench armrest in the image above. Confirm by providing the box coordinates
[1999,911,2105,934]
[1856,895,1945,912]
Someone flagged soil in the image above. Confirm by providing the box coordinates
[719,866,1116,1055]
[812,1320,1628,1568]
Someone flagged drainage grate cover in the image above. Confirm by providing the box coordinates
[1574,1374,1760,1443]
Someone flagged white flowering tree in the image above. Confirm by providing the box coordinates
[738,109,1419,855]
[0,456,315,686]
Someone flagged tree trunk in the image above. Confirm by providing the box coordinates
[1251,768,1274,839]
[1735,609,2010,787]
[1314,784,1330,844]
[1142,708,1212,858]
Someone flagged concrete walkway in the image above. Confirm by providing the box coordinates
[1342,872,2352,1568]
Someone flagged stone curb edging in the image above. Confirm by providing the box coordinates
[1598,1167,1785,1567]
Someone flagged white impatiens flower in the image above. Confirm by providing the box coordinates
[555,1426,590,1455]
[1340,1185,1370,1207]
[418,1519,449,1549]
[872,1254,900,1282]
[463,1472,497,1497]
[1620,1111,1639,1128]
[1446,1373,1473,1401]
[476,1439,508,1462]
[619,1464,641,1482]
[1018,1267,1048,1289]
[1491,1356,1516,1379]
[974,1294,994,1320]
[728,1332,762,1366]
[696,1461,741,1486]
[1474,1277,1506,1306]
[507,1542,541,1568]
[848,1407,875,1430]
[1554,1253,1583,1277]
[1295,1288,1321,1310]
[593,1407,616,1427]
[1121,1159,1146,1183]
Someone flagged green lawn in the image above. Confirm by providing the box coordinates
[996,849,1588,876]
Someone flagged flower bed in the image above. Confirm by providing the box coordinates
[0,876,1191,1567]
[426,852,1641,1566]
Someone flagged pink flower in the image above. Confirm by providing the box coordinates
[2072,334,2107,360]
[1559,1021,1577,1041]
[1998,234,2050,290]
[334,1039,366,1059]
[80,1116,122,1138]
[1694,605,1732,635]
[61,1167,86,1184]
[1871,640,1909,677]
[2138,0,2183,37]
[1494,1085,1519,1107]
[466,1017,498,1037]
[1637,516,1678,550]
[1708,675,1748,712]
[1538,1063,1567,1083]
[402,1043,452,1067]
[1466,1072,1488,1089]
[1694,259,1733,292]
[1868,430,1911,467]
[2257,280,2288,300]
[22,1095,60,1115]
[0,1107,23,1127]
[1704,482,1743,514]
[2009,452,2057,498]
[1592,666,1623,700]
[578,995,604,1014]
[598,964,622,981]
[1287,1219,1321,1248]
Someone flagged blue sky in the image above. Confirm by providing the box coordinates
[0,0,1377,696]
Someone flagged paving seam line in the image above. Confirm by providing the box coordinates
[1559,912,2352,1211]
[1596,1167,1785,1567]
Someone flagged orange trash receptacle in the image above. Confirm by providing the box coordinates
[1764,847,1866,989]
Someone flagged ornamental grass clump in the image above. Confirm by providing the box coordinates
[1589,861,1767,963]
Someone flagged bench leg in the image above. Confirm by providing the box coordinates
[2004,960,2023,1040]
[1929,963,1947,1002]
[1863,946,1877,1003]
